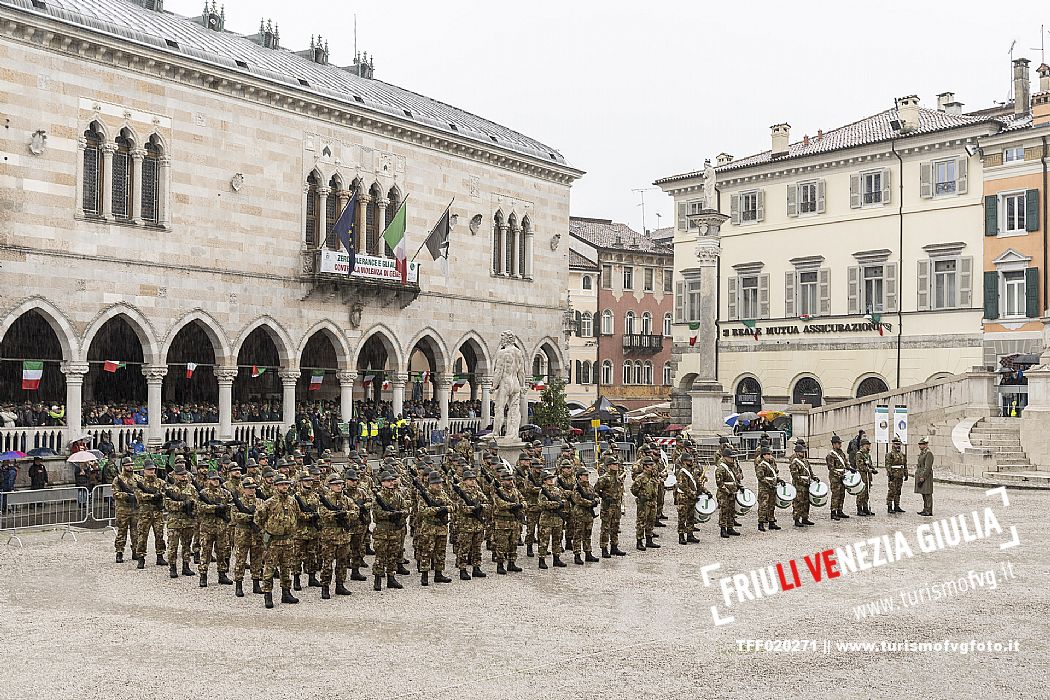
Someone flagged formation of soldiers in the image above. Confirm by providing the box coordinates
[109,431,935,608]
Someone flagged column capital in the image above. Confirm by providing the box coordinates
[101,143,118,154]
[60,361,90,377]
[336,370,357,384]
[130,148,146,161]
[278,368,301,382]
[478,375,493,389]
[318,186,332,197]
[436,377,453,390]
[214,366,239,383]
[391,372,409,386]
[142,365,168,382]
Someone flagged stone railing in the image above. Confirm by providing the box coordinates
[83,425,146,453]
[0,426,66,454]
[163,423,218,449]
[233,422,285,445]
[448,418,483,435]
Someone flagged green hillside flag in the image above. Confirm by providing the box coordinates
[382,199,408,284]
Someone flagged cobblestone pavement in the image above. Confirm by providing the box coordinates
[1,483,1047,699]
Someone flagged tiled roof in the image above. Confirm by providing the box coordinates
[568,249,599,271]
[656,106,1000,184]
[0,0,573,168]
[569,217,672,255]
[650,226,673,243]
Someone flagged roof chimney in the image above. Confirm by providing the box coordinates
[1014,57,1031,116]
[715,152,733,166]
[936,91,954,111]
[943,101,964,116]
[247,18,280,49]
[1033,64,1050,126]
[771,123,790,158]
[894,95,920,133]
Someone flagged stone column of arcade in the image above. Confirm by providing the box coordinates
[279,368,299,429]
[437,377,451,429]
[143,365,167,449]
[337,371,355,423]
[215,367,239,442]
[62,361,89,442]
[479,376,492,427]
[391,373,408,418]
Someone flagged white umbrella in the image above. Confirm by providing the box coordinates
[66,451,98,463]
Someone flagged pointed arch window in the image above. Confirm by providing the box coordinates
[384,186,401,257]
[366,183,383,255]
[141,134,162,225]
[663,362,673,386]
[581,360,591,384]
[506,214,518,276]
[492,212,504,275]
[641,311,653,335]
[601,360,613,385]
[623,361,634,385]
[519,216,530,277]
[82,122,104,216]
[325,175,341,249]
[305,172,320,247]
[111,129,134,220]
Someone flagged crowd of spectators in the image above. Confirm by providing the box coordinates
[0,401,66,428]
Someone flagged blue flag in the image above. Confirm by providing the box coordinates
[333,191,358,274]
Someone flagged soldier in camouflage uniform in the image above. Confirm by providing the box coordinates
[453,469,489,580]
[133,461,167,569]
[491,468,525,574]
[537,470,568,569]
[416,471,453,585]
[556,460,577,552]
[196,470,233,587]
[570,467,600,564]
[754,446,781,531]
[231,477,264,597]
[884,437,908,513]
[826,435,850,521]
[631,459,660,550]
[372,470,407,591]
[254,475,303,608]
[521,458,543,557]
[715,447,741,538]
[111,457,139,563]
[853,437,877,517]
[164,464,197,578]
[316,475,355,599]
[789,441,815,527]
[291,471,322,591]
[343,469,370,581]
[675,453,700,545]
[593,455,626,557]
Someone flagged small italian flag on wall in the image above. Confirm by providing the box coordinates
[22,361,43,390]
[185,362,197,379]
[531,376,546,391]
[866,312,884,336]
[361,374,375,387]
[741,319,760,341]
[688,322,701,347]
[452,376,467,393]
[381,379,391,391]
[309,370,324,391]
[103,360,126,372]
[251,365,266,378]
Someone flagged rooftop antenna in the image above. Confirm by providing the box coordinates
[1031,24,1046,66]
[1008,39,1017,102]
[655,212,663,230]
[354,14,357,61]
[632,187,658,234]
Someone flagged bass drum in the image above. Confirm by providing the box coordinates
[809,480,829,507]
[694,493,717,523]
[664,472,677,489]
[842,470,865,495]
[774,482,797,509]
[734,487,757,516]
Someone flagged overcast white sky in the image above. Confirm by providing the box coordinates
[172,0,1047,233]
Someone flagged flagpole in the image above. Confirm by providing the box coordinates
[411,198,454,262]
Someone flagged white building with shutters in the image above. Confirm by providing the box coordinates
[657,94,1010,412]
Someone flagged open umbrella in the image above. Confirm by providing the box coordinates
[163,439,187,449]
[518,424,540,433]
[757,410,786,419]
[666,424,687,432]
[0,450,27,460]
[67,451,99,463]
[27,447,57,457]
[738,411,760,421]
[724,413,740,427]
[89,449,104,459]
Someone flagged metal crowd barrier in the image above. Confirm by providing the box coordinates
[2,486,89,547]
[91,484,116,534]
[614,441,637,464]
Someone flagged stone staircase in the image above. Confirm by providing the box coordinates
[970,417,1050,485]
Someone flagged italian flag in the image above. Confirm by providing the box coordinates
[103,360,126,373]
[531,376,546,391]
[866,312,884,336]
[251,365,266,378]
[381,379,391,391]
[741,319,760,341]
[451,376,467,393]
[309,370,324,391]
[185,362,197,379]
[419,370,430,383]
[361,374,375,387]
[22,361,43,390]
[688,322,700,347]
[381,198,408,284]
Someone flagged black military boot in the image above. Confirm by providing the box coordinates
[281,588,299,604]
[686,533,701,543]
[460,568,471,580]
[895,505,906,514]
[386,574,403,589]
[585,552,600,563]
[508,561,522,572]
[156,554,168,566]
[526,544,534,558]
[365,543,375,555]
[858,507,866,516]
[496,562,507,575]
[199,573,208,588]
[373,575,382,591]
[264,591,274,609]
[636,538,646,551]
[802,518,815,526]
[350,567,367,581]
[758,522,766,531]
[611,545,627,556]
[831,511,840,520]
[573,552,584,565]
[645,535,661,548]
[115,552,124,563]
[866,508,876,517]
[839,510,850,519]
[553,555,567,567]
[421,571,430,586]
[321,585,331,600]
[308,573,321,587]
[235,581,244,597]
[169,564,178,579]
[293,574,302,591]
[218,572,233,585]
[768,521,782,531]
[732,519,742,527]
[434,570,452,583]
[182,561,194,577]
[794,518,804,527]
[888,504,894,514]
[726,528,740,536]
[396,562,410,576]
[471,565,487,578]
[601,546,611,559]
[538,558,548,569]
[252,579,263,594]
[654,519,666,528]
[679,533,687,544]
[335,582,351,595]
[137,556,146,570]
[720,527,729,538]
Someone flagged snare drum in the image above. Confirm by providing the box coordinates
[774,482,797,509]
[808,479,829,507]
[694,493,717,523]
[842,470,865,495]
[734,487,757,516]
[663,472,677,489]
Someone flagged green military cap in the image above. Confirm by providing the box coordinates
[682,452,695,461]
[262,468,276,478]
[344,469,360,481]
[641,457,655,465]
[831,435,842,444]
[574,467,589,477]
[860,437,871,446]
[531,440,543,448]
[462,469,478,480]
[245,458,258,467]
[721,446,737,458]
[274,475,292,485]
[300,472,316,482]
[892,437,902,444]
[603,454,619,464]
[121,457,134,467]
[499,469,514,480]
[322,449,333,457]
[427,471,444,484]
[378,471,397,482]
[794,442,807,453]
[228,463,242,472]
[309,467,322,476]
[760,446,773,456]
[143,460,157,470]
[326,475,345,485]
[384,445,397,455]
[558,459,573,468]
[172,465,188,476]
[241,477,257,489]
[541,470,556,480]
[205,470,221,480]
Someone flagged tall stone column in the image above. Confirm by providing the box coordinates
[279,369,299,429]
[356,194,369,254]
[215,367,239,441]
[74,138,86,213]
[495,224,507,275]
[391,372,408,418]
[437,378,451,429]
[130,148,145,224]
[337,371,355,422]
[143,365,167,449]
[101,143,117,219]
[158,157,171,227]
[317,186,331,247]
[480,376,492,427]
[61,362,89,443]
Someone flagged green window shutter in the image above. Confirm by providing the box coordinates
[1026,267,1040,318]
[1025,189,1040,232]
[983,271,999,320]
[985,195,999,236]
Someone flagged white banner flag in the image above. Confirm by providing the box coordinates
[893,406,908,444]
[874,405,890,444]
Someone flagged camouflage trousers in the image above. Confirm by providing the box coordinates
[261,538,295,593]
[524,508,540,546]
[635,500,656,539]
[348,531,366,567]
[492,522,519,564]
[114,506,137,555]
[677,499,696,534]
[198,526,230,575]
[538,517,564,558]
[232,527,263,582]
[571,515,594,554]
[857,472,872,511]
[757,485,775,523]
[599,504,621,548]
[166,525,193,564]
[456,527,484,569]
[830,479,845,513]
[716,491,735,528]
[134,508,165,557]
[416,531,447,572]
[294,534,320,574]
[792,489,811,521]
[656,484,667,518]
[886,473,904,506]
[318,537,351,585]
[372,528,402,576]
[563,511,576,550]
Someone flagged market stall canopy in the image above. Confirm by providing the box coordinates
[571,396,625,423]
